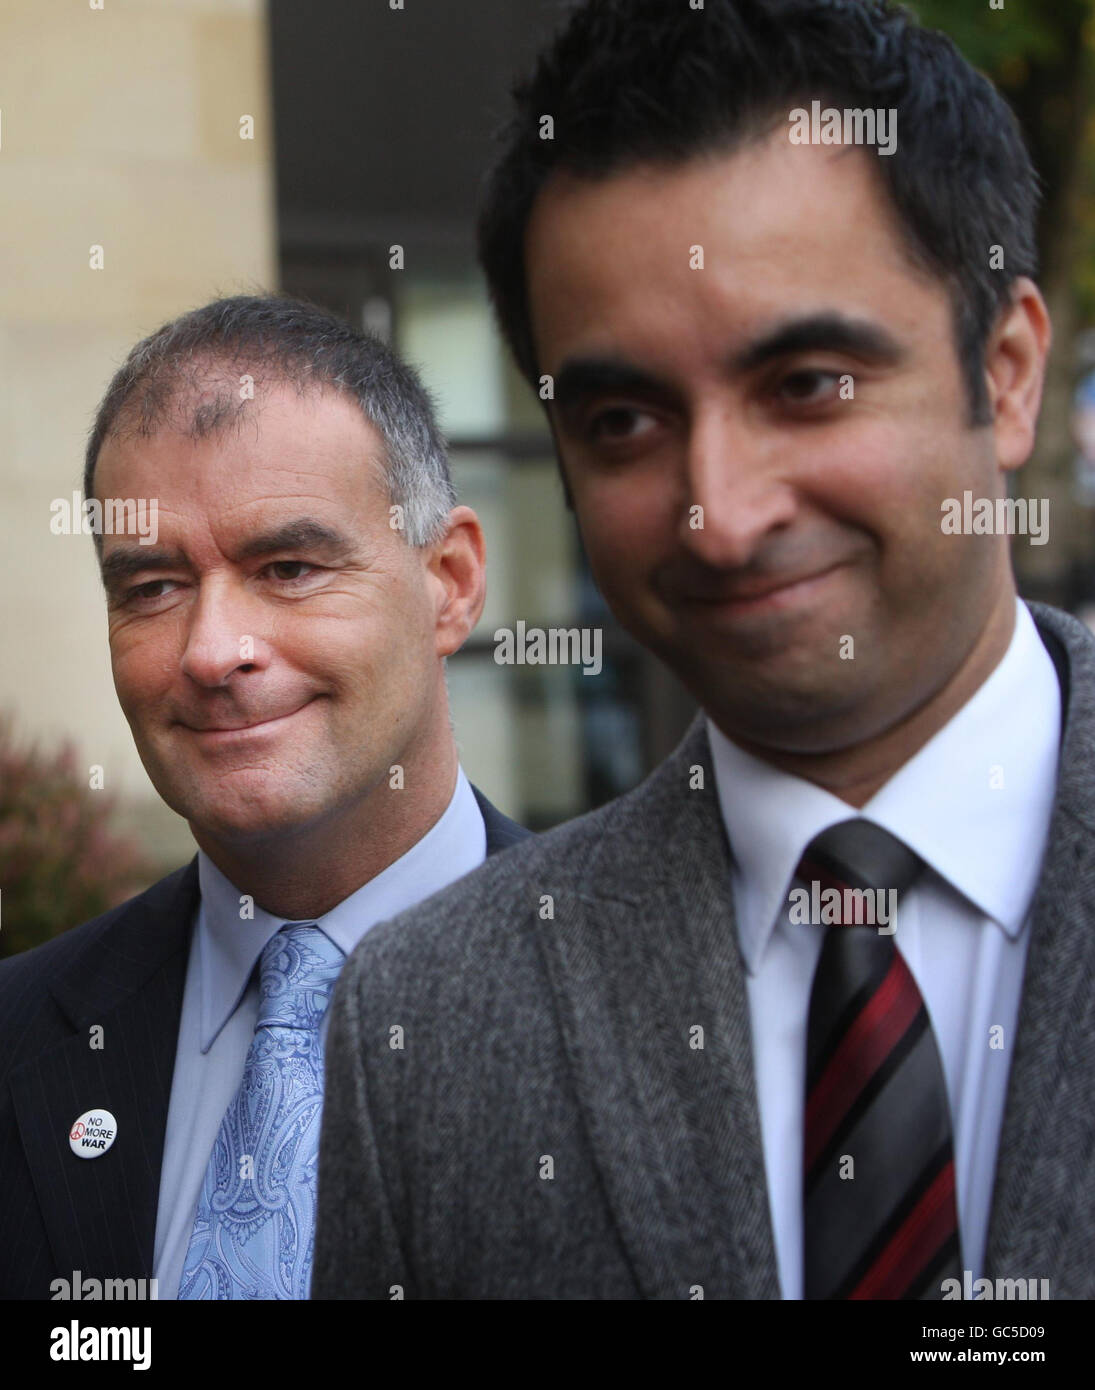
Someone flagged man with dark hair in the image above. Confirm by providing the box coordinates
[314,0,1093,1300]
[0,294,527,1300]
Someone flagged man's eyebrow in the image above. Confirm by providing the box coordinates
[99,520,355,591]
[232,519,356,563]
[552,358,677,414]
[731,313,907,374]
[550,315,905,417]
[100,548,186,590]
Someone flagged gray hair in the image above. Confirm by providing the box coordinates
[84,293,456,548]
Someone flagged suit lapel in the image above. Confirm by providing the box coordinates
[494,602,1095,1297]
[12,789,521,1294]
[472,783,531,855]
[535,718,779,1299]
[10,861,197,1287]
[533,602,1095,1298]
[985,605,1095,1294]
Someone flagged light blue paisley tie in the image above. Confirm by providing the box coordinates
[178,923,344,1300]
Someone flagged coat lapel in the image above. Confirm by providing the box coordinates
[985,605,1095,1295]
[472,784,531,855]
[535,718,779,1299]
[536,601,1095,1300]
[11,791,522,1296]
[10,861,197,1288]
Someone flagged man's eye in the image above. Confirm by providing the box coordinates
[125,579,176,603]
[267,560,316,582]
[586,406,656,442]
[779,369,842,403]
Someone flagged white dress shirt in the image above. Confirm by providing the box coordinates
[153,767,487,1298]
[706,597,1061,1298]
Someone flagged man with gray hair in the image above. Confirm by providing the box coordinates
[0,294,527,1300]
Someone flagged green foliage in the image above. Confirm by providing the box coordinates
[910,0,1095,327]
[0,716,154,958]
[909,0,1084,75]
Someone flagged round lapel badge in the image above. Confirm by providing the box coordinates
[69,1109,118,1158]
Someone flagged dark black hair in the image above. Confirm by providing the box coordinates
[477,0,1041,426]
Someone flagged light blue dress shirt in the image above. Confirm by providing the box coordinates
[153,768,487,1298]
[706,598,1061,1299]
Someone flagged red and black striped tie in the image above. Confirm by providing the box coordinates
[798,819,962,1300]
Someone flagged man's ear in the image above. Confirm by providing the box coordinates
[428,505,487,658]
[983,276,1052,473]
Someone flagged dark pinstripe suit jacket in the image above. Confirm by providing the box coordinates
[0,787,527,1299]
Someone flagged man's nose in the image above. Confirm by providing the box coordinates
[180,580,270,687]
[678,409,797,569]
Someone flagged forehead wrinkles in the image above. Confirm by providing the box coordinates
[101,375,391,508]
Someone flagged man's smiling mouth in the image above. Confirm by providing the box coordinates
[180,699,316,739]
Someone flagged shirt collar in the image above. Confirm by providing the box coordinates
[708,598,1062,975]
[194,767,486,1050]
